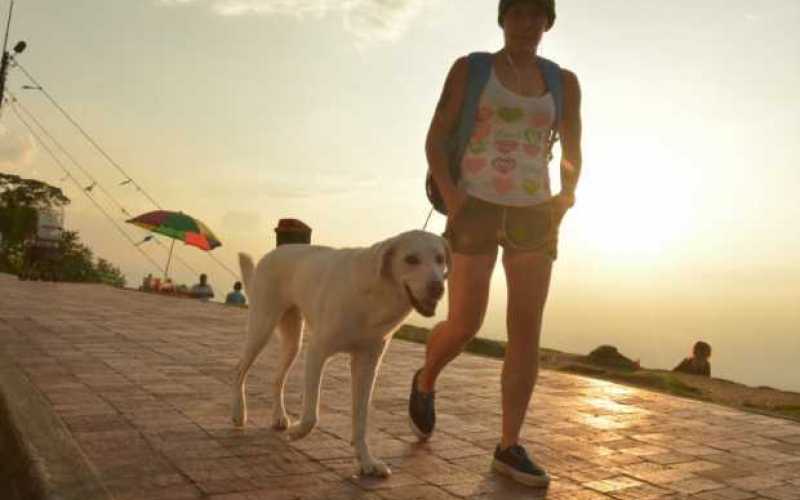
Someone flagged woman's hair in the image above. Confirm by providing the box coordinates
[693,341,712,359]
[498,0,556,29]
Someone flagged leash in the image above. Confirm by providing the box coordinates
[422,206,434,231]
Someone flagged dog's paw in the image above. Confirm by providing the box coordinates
[359,459,391,478]
[271,415,292,431]
[231,408,247,427]
[286,421,314,441]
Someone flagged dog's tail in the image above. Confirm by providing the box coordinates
[238,252,256,300]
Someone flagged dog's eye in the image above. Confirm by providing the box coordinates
[435,254,445,265]
[404,255,420,266]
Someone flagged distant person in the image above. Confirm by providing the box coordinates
[190,273,215,301]
[225,281,247,306]
[141,273,153,291]
[160,278,175,293]
[673,341,712,377]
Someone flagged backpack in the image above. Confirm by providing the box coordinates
[425,52,564,215]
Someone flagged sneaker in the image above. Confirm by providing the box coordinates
[408,368,435,440]
[492,444,551,487]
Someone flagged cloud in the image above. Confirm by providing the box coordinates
[158,0,429,44]
[0,124,36,170]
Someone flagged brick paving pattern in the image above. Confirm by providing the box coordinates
[1,275,799,499]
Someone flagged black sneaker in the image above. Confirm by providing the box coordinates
[408,368,435,440]
[492,444,551,487]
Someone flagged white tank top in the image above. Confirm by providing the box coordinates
[458,69,556,207]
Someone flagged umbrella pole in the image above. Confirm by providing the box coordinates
[164,239,175,279]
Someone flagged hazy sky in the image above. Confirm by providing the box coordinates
[1,0,798,390]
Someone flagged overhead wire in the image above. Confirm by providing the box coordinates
[6,93,166,274]
[13,58,163,209]
[10,58,236,279]
[10,93,200,276]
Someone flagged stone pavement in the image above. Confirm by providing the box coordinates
[1,274,799,500]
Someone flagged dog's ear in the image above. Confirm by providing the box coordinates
[378,242,396,281]
[442,239,453,279]
[359,238,396,287]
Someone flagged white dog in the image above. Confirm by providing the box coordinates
[232,230,450,477]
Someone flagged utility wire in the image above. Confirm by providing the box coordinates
[12,58,163,209]
[11,58,239,280]
[12,94,134,217]
[207,251,238,281]
[7,94,165,274]
[11,93,199,276]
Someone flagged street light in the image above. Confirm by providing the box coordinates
[0,0,25,112]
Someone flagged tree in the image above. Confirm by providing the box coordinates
[1,174,126,287]
[0,173,69,209]
[95,258,126,288]
[0,173,69,257]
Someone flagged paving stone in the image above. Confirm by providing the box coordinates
[757,485,800,500]
[1,275,799,499]
[584,475,644,493]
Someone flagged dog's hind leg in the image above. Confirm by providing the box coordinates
[271,307,303,430]
[232,303,282,427]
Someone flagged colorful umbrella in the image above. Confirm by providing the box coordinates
[126,210,222,277]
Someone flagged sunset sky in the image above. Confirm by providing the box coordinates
[1,0,798,390]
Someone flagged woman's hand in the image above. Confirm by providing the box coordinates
[552,191,575,224]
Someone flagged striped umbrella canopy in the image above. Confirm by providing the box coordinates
[126,210,221,251]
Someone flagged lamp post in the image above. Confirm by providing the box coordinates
[0,0,26,113]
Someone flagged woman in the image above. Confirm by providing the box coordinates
[409,0,582,487]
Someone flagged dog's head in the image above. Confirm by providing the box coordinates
[374,230,451,318]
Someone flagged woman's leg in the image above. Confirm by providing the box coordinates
[418,250,498,392]
[500,249,553,449]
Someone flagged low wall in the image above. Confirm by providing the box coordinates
[0,350,112,500]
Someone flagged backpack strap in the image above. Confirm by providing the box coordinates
[535,56,564,159]
[536,56,563,126]
[450,52,493,182]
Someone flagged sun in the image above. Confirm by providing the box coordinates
[561,148,700,262]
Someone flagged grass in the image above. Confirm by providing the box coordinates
[394,324,800,422]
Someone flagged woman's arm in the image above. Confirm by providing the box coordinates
[557,69,582,202]
[425,57,469,213]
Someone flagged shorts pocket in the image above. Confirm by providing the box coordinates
[448,195,478,225]
[549,200,566,229]
[504,204,552,248]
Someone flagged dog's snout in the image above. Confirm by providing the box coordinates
[427,280,445,300]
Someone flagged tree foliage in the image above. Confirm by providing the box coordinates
[0,173,70,209]
[0,173,126,287]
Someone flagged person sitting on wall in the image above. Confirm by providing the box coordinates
[160,278,175,293]
[673,341,712,377]
[141,273,154,291]
[190,273,215,301]
[225,281,247,306]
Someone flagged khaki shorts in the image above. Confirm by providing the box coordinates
[443,196,562,259]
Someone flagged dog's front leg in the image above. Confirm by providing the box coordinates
[287,345,326,441]
[351,340,391,478]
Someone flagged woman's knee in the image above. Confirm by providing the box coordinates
[443,316,483,345]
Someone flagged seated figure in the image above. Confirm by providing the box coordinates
[673,341,712,377]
